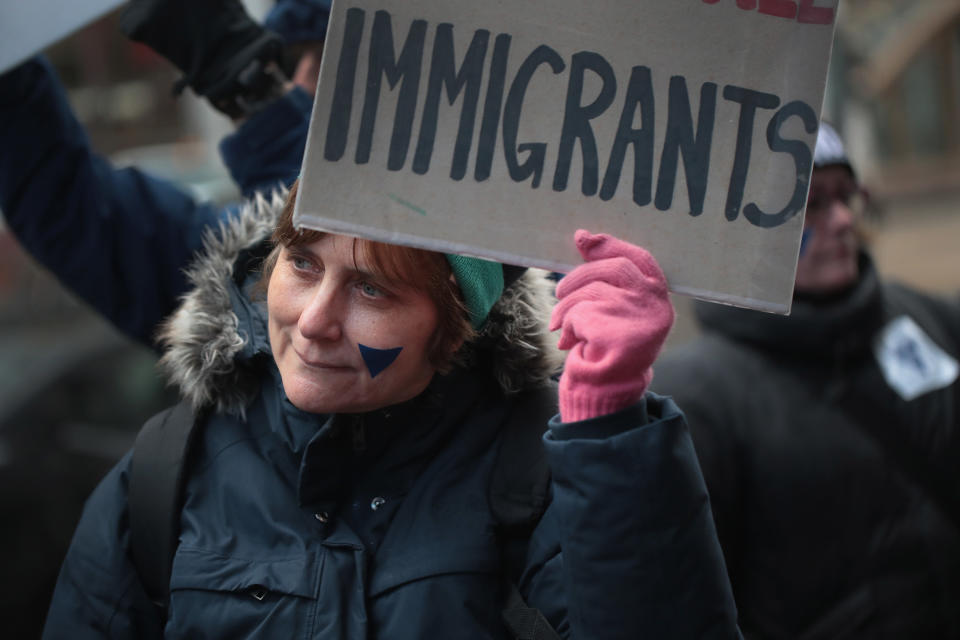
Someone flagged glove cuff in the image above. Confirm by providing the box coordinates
[559,370,652,423]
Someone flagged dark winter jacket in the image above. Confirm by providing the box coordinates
[44,195,741,639]
[652,254,960,639]
[0,56,310,346]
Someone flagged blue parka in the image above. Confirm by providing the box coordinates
[0,56,311,346]
[43,195,741,639]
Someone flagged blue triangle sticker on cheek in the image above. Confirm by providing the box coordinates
[358,344,403,378]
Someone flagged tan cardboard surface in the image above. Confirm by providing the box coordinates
[295,0,840,313]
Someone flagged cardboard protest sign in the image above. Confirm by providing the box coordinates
[0,0,123,73]
[295,0,840,313]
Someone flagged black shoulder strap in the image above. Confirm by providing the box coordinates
[491,383,562,640]
[490,382,558,532]
[501,578,563,640]
[128,399,201,609]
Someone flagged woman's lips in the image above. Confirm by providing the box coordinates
[295,350,354,370]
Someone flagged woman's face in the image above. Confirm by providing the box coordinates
[267,234,441,414]
[795,165,861,294]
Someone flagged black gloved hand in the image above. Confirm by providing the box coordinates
[120,0,286,118]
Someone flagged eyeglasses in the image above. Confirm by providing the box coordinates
[805,188,867,219]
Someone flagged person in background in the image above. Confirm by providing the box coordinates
[42,178,741,638]
[0,0,329,346]
[651,122,960,638]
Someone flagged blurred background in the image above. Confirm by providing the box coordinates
[0,1,268,636]
[0,0,958,636]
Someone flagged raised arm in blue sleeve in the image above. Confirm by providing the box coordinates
[0,56,227,345]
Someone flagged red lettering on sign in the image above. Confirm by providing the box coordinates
[758,0,797,19]
[797,0,835,25]
[702,0,834,25]
[700,0,759,7]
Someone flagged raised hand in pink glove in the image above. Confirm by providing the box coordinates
[550,230,675,423]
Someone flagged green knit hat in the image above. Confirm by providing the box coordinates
[444,254,504,329]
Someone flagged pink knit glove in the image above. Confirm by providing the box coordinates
[550,230,675,423]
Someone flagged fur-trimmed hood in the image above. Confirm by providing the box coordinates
[157,190,563,415]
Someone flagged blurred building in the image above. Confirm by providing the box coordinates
[825,0,960,198]
[819,0,960,297]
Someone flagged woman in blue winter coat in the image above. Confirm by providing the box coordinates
[42,181,739,639]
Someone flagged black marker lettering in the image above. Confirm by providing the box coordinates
[356,11,427,170]
[600,65,655,206]
[742,100,817,227]
[655,77,717,215]
[553,52,617,196]
[413,25,489,179]
[324,8,365,161]
[502,45,565,188]
[474,34,511,182]
[722,85,780,220]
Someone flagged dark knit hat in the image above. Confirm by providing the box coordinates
[444,254,504,329]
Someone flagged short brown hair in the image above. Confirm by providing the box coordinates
[260,181,475,372]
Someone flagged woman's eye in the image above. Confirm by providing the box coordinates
[359,282,384,298]
[292,256,313,271]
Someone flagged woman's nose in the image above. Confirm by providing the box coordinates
[298,285,344,342]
